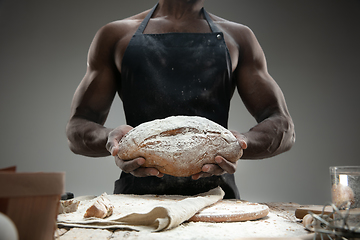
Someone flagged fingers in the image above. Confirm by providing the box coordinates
[114,156,141,171]
[230,130,248,150]
[109,125,163,178]
[106,132,120,156]
[114,156,164,178]
[191,164,226,180]
[132,167,164,178]
[214,156,237,174]
[239,139,247,149]
[191,156,238,180]
[106,140,119,156]
[106,125,133,156]
[191,172,212,180]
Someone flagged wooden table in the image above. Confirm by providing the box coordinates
[55,202,315,240]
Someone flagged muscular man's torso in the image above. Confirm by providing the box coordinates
[109,5,246,199]
[101,9,246,80]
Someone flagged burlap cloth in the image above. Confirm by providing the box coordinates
[57,187,224,232]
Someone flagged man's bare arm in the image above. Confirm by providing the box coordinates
[66,23,120,157]
[234,26,295,159]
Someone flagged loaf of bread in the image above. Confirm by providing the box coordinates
[117,116,241,177]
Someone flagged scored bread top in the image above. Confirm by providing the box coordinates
[117,116,241,177]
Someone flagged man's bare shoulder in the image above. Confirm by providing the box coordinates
[209,13,255,43]
[94,10,150,38]
[87,9,152,57]
[101,9,150,34]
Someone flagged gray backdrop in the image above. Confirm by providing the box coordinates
[1,0,359,205]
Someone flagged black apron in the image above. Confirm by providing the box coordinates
[115,3,239,199]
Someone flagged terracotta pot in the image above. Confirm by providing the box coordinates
[0,168,64,240]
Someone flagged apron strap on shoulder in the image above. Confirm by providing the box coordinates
[202,8,221,33]
[135,3,159,34]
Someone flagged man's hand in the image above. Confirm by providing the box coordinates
[106,125,133,156]
[191,131,247,180]
[106,125,164,178]
[230,130,248,152]
[113,156,164,178]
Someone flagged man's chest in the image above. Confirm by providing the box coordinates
[114,19,239,73]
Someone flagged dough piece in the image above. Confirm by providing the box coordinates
[189,200,269,222]
[84,194,114,219]
[118,116,241,177]
[58,199,80,214]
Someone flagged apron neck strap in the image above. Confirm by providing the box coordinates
[135,3,221,34]
[135,3,159,34]
[202,8,221,33]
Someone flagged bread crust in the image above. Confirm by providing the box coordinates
[118,116,241,177]
[83,194,114,219]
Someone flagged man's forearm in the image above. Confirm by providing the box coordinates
[241,115,295,159]
[66,118,113,157]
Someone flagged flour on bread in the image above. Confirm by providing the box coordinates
[118,116,241,177]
